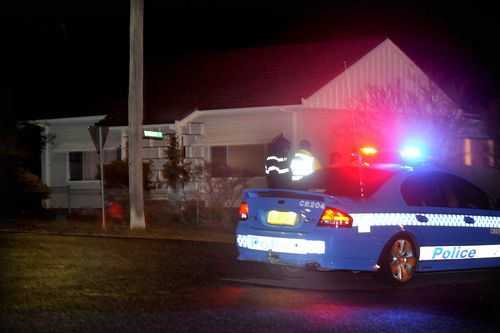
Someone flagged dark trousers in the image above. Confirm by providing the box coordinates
[266,173,291,189]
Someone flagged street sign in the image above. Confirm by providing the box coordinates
[143,130,163,139]
[88,126,109,153]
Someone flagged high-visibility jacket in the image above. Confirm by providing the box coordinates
[265,153,291,188]
[290,149,321,181]
[265,155,289,175]
[265,135,291,188]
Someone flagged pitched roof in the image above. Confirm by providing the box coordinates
[101,37,386,125]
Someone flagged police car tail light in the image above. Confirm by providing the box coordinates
[239,202,249,221]
[318,208,353,228]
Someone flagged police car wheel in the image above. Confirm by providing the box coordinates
[379,235,417,286]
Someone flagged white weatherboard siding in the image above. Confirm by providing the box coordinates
[188,107,298,146]
[304,39,444,114]
[133,124,177,183]
[42,116,106,189]
[39,116,123,208]
[300,108,354,166]
[178,107,300,193]
[49,152,70,186]
[299,39,459,166]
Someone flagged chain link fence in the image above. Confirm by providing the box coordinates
[39,186,239,229]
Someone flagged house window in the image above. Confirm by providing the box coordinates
[210,146,228,169]
[210,144,266,176]
[463,138,494,167]
[68,150,119,181]
[228,144,266,176]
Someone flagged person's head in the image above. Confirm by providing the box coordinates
[271,134,290,152]
[299,139,311,151]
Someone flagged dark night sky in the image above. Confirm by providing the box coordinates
[3,0,499,122]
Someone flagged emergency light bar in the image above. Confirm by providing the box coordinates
[360,146,378,155]
[401,147,421,158]
[355,142,427,165]
[400,145,425,162]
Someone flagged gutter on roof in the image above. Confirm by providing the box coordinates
[175,105,302,135]
[30,115,107,124]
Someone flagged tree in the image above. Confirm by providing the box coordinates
[100,159,154,190]
[342,76,479,164]
[0,121,54,216]
[15,167,51,212]
[162,134,190,192]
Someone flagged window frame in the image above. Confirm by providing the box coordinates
[67,149,120,183]
[401,171,494,210]
[209,144,266,177]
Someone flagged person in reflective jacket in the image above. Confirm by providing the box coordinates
[290,139,321,181]
[265,134,291,188]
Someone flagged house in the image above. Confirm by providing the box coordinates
[35,37,497,210]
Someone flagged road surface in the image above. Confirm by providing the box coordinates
[1,232,499,332]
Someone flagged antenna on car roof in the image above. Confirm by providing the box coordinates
[344,60,364,198]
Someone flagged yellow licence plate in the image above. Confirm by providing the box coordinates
[267,210,297,226]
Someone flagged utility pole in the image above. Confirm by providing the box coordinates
[128,0,145,229]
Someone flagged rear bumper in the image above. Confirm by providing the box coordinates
[236,243,378,271]
[236,223,379,271]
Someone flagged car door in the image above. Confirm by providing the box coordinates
[400,171,477,272]
[400,172,462,247]
[434,173,500,268]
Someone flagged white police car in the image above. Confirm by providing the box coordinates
[236,163,500,286]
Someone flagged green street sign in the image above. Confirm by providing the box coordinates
[143,130,163,139]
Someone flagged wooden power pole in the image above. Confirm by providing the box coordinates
[128,0,145,229]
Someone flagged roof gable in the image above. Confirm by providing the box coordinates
[145,37,386,123]
[304,38,455,114]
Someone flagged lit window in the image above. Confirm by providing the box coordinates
[463,138,495,167]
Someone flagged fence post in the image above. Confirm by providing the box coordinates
[196,199,199,224]
[67,185,71,215]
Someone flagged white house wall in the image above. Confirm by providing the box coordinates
[39,116,123,208]
[299,108,354,166]
[303,39,433,111]
[189,107,299,147]
[300,39,462,165]
[178,106,301,192]
[121,124,177,183]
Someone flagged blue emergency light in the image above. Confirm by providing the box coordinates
[400,145,425,163]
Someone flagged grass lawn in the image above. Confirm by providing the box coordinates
[0,214,236,244]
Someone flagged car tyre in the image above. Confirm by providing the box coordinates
[377,234,418,286]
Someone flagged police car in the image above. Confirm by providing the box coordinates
[236,154,500,286]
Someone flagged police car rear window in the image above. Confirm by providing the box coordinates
[293,166,396,199]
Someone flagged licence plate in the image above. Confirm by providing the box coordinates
[267,210,297,226]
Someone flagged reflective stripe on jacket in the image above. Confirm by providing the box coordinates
[265,155,289,175]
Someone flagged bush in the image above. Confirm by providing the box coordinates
[100,159,154,190]
[14,168,51,213]
[192,160,250,210]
